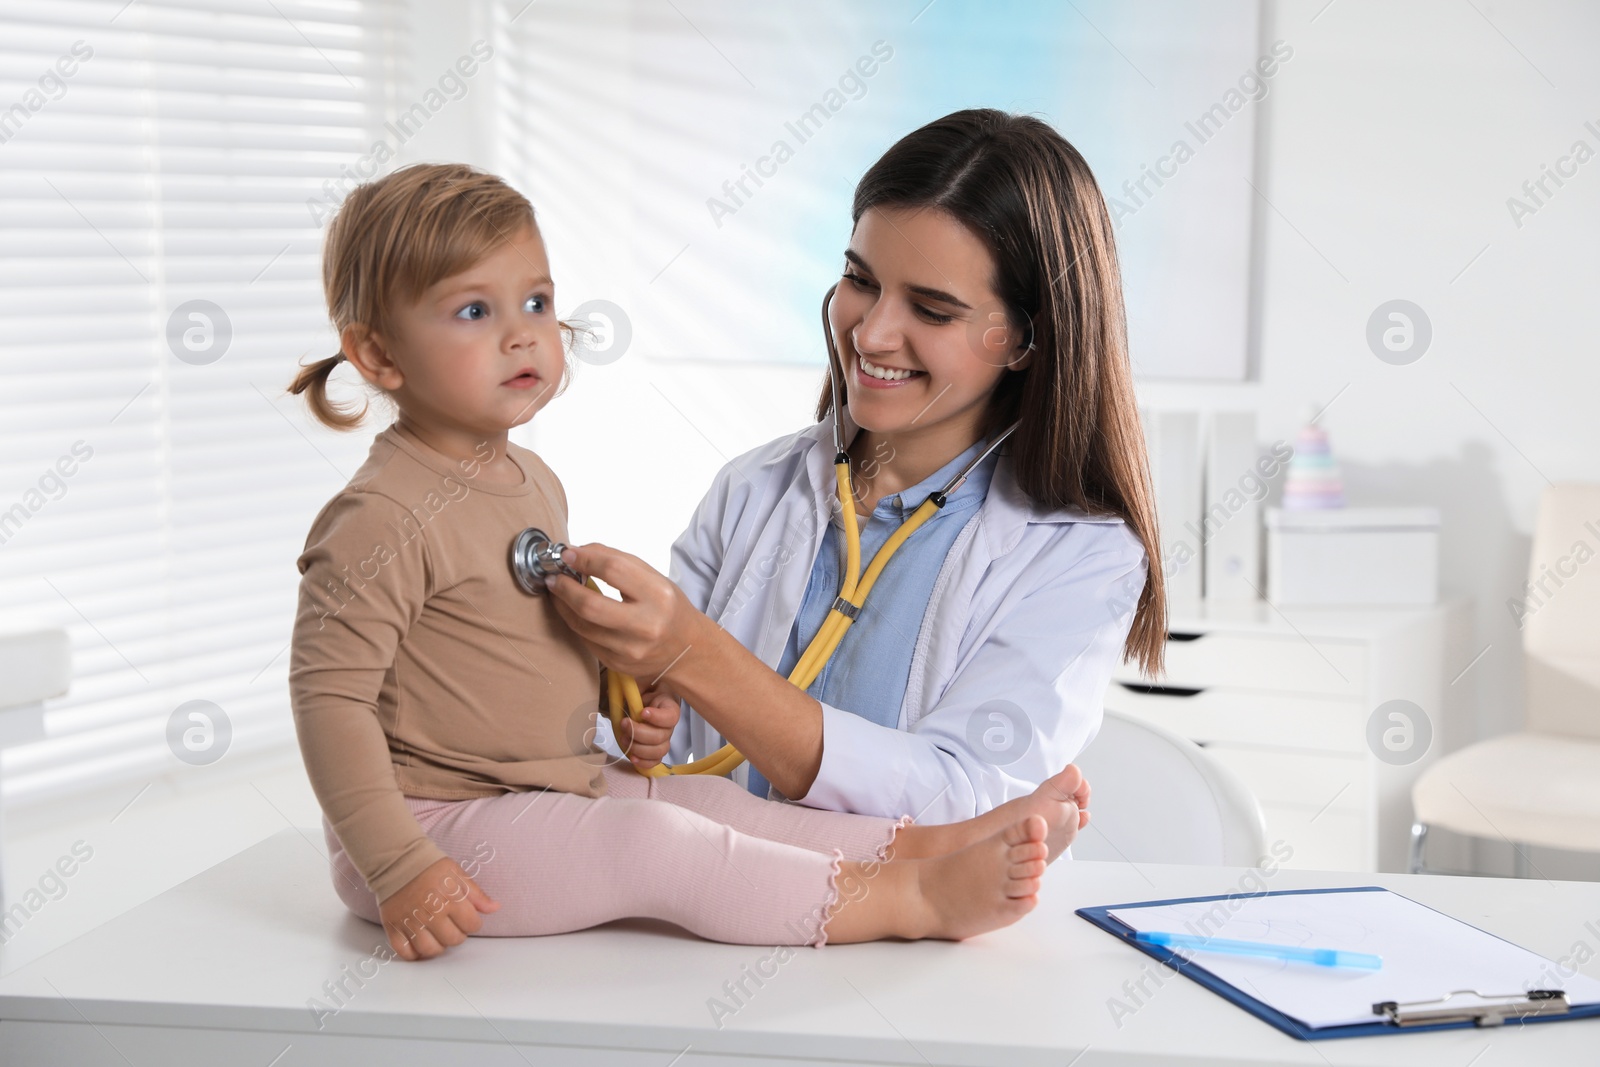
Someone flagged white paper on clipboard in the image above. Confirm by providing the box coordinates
[1107,888,1600,1030]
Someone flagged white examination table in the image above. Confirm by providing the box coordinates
[3,826,1599,1064]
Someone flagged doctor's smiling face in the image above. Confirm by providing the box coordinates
[830,204,1033,454]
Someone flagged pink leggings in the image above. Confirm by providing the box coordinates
[324,764,910,947]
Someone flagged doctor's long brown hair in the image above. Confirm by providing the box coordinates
[815,108,1166,678]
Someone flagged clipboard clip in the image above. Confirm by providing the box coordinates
[1372,988,1570,1028]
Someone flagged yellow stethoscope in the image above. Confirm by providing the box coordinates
[510,283,1020,777]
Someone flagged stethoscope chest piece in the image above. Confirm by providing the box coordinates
[509,527,583,594]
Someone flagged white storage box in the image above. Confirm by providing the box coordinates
[1265,506,1439,605]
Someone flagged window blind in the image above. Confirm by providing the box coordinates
[491,0,889,367]
[0,0,402,806]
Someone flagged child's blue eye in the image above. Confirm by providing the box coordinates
[524,295,547,314]
[455,302,488,321]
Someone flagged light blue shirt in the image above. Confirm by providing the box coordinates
[746,439,999,799]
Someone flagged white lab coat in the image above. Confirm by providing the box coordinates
[662,406,1149,824]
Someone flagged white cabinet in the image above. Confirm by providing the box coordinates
[1104,598,1472,872]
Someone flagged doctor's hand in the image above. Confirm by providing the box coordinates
[544,543,706,685]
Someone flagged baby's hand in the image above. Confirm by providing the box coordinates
[378,856,500,961]
[620,689,680,772]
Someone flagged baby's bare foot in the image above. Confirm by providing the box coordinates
[895,767,1084,862]
[1001,765,1085,863]
[910,814,1047,941]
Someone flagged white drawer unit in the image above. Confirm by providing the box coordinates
[1104,597,1472,872]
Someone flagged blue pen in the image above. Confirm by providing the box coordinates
[1135,930,1383,970]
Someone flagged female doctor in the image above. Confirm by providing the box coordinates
[545,109,1168,825]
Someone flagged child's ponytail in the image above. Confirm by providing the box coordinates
[287,351,370,431]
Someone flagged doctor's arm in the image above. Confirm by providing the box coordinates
[553,522,1146,810]
[798,534,1149,823]
[552,508,831,792]
[545,455,1148,811]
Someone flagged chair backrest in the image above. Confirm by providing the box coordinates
[1522,482,1600,739]
[1071,709,1267,867]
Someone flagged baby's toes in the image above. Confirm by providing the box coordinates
[1002,817,1048,894]
[1009,854,1047,880]
[1006,866,1044,900]
[1008,838,1047,862]
[1002,813,1048,848]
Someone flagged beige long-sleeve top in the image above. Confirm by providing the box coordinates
[289,420,606,904]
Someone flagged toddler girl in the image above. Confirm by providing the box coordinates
[285,162,1086,961]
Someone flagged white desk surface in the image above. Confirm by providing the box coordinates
[1,828,1597,1066]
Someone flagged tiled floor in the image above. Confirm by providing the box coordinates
[0,744,324,976]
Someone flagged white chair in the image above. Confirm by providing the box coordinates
[1072,708,1267,866]
[1411,483,1600,875]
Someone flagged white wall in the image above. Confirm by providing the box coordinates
[1139,0,1600,878]
[394,0,1600,877]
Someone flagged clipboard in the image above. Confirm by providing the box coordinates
[1078,885,1600,1040]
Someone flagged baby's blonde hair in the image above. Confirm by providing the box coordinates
[288,162,571,430]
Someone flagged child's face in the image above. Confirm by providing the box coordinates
[829,204,1031,440]
[383,225,563,437]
